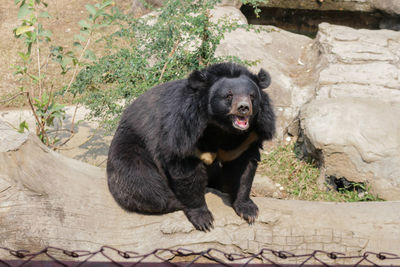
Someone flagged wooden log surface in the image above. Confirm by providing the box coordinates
[1,120,400,265]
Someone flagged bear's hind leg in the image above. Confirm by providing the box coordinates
[107,145,183,214]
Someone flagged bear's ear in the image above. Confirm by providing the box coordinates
[257,69,271,89]
[188,70,208,90]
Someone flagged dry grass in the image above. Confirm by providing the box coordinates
[258,142,383,202]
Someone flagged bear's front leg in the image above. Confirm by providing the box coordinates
[167,157,214,231]
[222,144,260,224]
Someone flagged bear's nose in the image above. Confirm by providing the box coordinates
[237,101,250,115]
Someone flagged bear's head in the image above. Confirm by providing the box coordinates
[188,63,271,134]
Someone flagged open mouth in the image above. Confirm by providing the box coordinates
[233,115,249,130]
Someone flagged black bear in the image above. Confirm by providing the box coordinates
[107,62,275,231]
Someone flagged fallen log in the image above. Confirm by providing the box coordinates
[1,120,399,265]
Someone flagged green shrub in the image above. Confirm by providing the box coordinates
[71,0,261,131]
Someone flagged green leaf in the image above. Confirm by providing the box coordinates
[74,34,86,42]
[15,0,24,4]
[41,92,49,105]
[28,73,39,81]
[39,29,52,38]
[18,4,31,19]
[85,4,97,16]
[15,25,34,35]
[100,0,114,10]
[17,51,30,62]
[84,49,97,61]
[80,28,89,35]
[18,120,29,133]
[78,19,91,30]
[73,42,83,49]
[39,11,51,18]
[50,103,65,112]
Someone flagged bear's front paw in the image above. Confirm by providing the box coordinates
[233,199,259,224]
[184,207,214,232]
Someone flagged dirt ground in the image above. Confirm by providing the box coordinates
[0,0,132,104]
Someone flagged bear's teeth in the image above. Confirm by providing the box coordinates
[234,116,249,129]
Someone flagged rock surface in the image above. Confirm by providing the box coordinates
[315,23,400,102]
[251,174,284,199]
[210,5,247,25]
[0,106,112,167]
[300,98,400,200]
[259,0,400,14]
[1,120,400,265]
[295,23,400,199]
[372,0,400,15]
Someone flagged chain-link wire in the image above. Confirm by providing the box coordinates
[1,246,400,266]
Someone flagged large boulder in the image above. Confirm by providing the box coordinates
[1,119,400,265]
[372,0,400,15]
[315,23,400,102]
[297,23,400,199]
[300,98,400,200]
[259,0,400,15]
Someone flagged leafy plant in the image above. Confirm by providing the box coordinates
[335,181,383,202]
[32,92,66,144]
[70,0,261,131]
[9,0,114,147]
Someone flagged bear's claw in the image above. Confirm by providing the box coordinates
[185,207,214,232]
[233,199,259,224]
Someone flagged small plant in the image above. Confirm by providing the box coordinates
[326,177,383,202]
[9,0,114,147]
[32,92,66,144]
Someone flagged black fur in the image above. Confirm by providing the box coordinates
[107,62,275,231]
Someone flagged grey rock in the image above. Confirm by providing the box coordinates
[300,98,400,200]
[315,23,400,103]
[259,0,400,14]
[210,5,247,25]
[372,0,400,15]
[298,23,400,199]
[251,174,284,198]
[0,120,28,152]
[0,106,112,167]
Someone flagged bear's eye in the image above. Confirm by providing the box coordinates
[250,94,255,101]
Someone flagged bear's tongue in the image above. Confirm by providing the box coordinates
[234,116,249,130]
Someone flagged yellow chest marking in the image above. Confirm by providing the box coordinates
[195,131,258,165]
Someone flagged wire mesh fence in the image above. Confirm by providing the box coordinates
[1,245,400,266]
